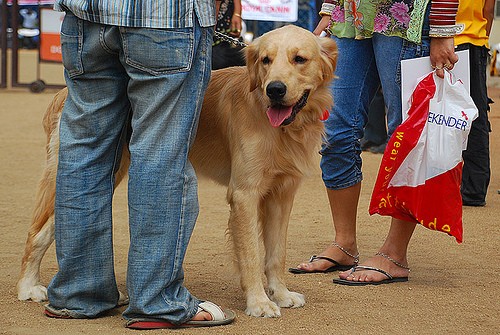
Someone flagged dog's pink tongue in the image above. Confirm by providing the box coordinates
[266,106,293,128]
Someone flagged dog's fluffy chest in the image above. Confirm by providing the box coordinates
[242,126,321,178]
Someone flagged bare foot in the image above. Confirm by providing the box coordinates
[191,310,212,321]
[191,301,227,321]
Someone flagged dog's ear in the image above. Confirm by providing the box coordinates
[245,40,261,92]
[317,37,338,83]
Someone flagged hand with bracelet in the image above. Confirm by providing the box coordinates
[229,0,243,37]
[429,0,463,78]
[313,0,342,36]
[229,12,242,37]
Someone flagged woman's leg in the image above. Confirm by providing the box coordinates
[336,31,428,284]
[338,218,415,282]
[290,185,361,273]
[290,37,380,273]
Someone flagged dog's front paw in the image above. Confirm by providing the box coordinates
[245,299,281,318]
[17,283,48,302]
[271,289,305,308]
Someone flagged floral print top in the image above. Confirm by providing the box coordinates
[327,0,429,43]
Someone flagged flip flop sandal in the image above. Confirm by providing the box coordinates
[332,265,409,286]
[288,241,359,274]
[288,255,355,274]
[126,301,236,329]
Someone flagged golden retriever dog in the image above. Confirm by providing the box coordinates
[17,25,337,318]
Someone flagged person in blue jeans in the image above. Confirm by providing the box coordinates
[290,0,462,285]
[44,0,235,329]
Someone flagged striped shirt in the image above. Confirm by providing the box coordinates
[54,0,216,28]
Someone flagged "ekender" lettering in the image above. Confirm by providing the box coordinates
[427,111,467,130]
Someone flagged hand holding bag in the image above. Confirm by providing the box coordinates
[369,71,478,243]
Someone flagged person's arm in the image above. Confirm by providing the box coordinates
[216,0,222,17]
[484,0,495,36]
[229,0,242,36]
[233,0,242,19]
[429,0,460,77]
[313,0,337,36]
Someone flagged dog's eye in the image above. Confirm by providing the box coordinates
[294,56,307,64]
[262,56,271,65]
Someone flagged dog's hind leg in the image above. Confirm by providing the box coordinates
[17,141,131,303]
[17,160,56,302]
[17,90,65,301]
[262,181,305,309]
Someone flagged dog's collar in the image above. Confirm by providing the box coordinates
[320,110,329,121]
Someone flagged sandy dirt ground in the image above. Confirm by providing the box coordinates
[1,59,499,334]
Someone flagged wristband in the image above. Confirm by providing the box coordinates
[319,3,335,16]
[429,24,464,37]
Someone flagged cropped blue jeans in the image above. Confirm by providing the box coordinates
[321,30,430,190]
[47,12,213,324]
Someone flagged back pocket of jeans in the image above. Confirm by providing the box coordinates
[123,27,194,75]
[60,12,84,78]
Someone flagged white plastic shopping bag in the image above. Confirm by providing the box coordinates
[370,71,478,243]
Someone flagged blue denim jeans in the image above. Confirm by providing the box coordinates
[47,12,213,324]
[321,29,430,190]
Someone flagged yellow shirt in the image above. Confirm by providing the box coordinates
[455,0,489,47]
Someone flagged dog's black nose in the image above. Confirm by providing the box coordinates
[266,81,287,101]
